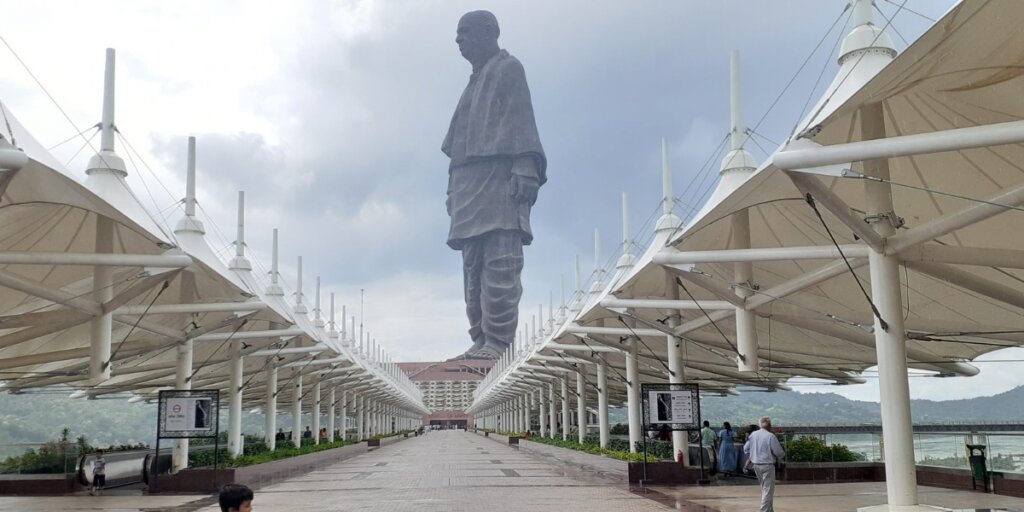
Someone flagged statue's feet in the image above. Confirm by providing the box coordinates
[447,338,487,361]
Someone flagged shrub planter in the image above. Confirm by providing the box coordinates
[365,438,381,447]
[151,443,366,493]
[627,461,704,484]
[0,474,80,496]
[507,436,522,446]
[782,462,885,483]
[518,440,629,481]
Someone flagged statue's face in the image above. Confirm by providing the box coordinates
[456,15,496,63]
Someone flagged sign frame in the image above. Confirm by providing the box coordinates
[157,389,220,439]
[641,382,701,432]
[152,389,221,492]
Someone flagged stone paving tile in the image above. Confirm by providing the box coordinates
[187,430,672,512]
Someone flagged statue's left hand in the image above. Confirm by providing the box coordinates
[510,174,539,206]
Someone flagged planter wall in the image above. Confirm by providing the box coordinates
[0,474,79,496]
[628,462,704,484]
[517,440,629,481]
[152,443,367,493]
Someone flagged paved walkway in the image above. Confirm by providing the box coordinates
[4,431,1024,511]
[193,430,672,512]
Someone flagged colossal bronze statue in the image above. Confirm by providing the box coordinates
[442,10,546,359]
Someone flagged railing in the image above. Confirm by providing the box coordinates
[775,430,1024,474]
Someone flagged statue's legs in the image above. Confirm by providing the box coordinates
[462,229,523,357]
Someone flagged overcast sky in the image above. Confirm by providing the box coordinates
[6,0,1014,402]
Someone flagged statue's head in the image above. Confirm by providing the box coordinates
[456,10,500,67]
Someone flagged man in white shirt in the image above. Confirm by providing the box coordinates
[743,416,785,512]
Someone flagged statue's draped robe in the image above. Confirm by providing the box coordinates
[442,49,546,351]
[443,50,547,250]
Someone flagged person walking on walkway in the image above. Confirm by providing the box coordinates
[717,421,737,475]
[744,416,785,512]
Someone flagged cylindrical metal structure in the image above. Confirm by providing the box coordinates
[548,383,557,438]
[312,381,321,445]
[292,371,303,448]
[265,364,277,451]
[89,217,114,382]
[328,387,336,442]
[576,368,586,444]
[172,338,193,472]
[560,377,570,441]
[626,339,641,453]
[227,341,243,457]
[597,360,609,448]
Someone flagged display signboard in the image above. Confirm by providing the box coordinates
[641,383,700,431]
[157,389,219,439]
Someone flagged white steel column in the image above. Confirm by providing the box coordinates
[340,390,348,440]
[328,386,336,442]
[265,364,277,451]
[548,384,556,438]
[522,394,529,433]
[597,359,609,448]
[863,101,918,508]
[89,217,114,382]
[667,277,689,464]
[539,386,548,437]
[312,381,321,445]
[357,395,365,440]
[292,371,303,448]
[228,340,244,457]
[626,338,642,453]
[171,338,193,472]
[561,377,570,441]
[576,367,586,443]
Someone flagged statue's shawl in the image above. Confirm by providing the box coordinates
[442,50,547,185]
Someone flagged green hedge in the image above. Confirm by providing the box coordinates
[784,436,865,463]
[188,438,358,468]
[0,428,148,474]
[526,435,648,463]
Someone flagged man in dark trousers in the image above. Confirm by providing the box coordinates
[442,10,546,360]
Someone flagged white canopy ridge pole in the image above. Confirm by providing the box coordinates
[590,229,604,295]
[176,137,205,234]
[229,191,251,270]
[559,274,567,321]
[662,138,673,216]
[328,293,338,339]
[266,229,284,296]
[313,276,325,328]
[657,139,683,232]
[294,256,308,315]
[85,48,127,178]
[572,255,583,313]
[617,192,636,269]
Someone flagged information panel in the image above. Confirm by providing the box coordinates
[641,383,700,431]
[157,389,219,439]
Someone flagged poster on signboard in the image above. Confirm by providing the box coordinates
[158,389,219,438]
[641,383,700,431]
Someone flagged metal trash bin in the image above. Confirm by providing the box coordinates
[966,443,988,491]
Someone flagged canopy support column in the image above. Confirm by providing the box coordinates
[597,359,609,448]
[626,337,641,453]
[265,364,277,451]
[561,376,570,441]
[312,381,321,445]
[292,371,303,448]
[328,387,336,442]
[227,340,243,457]
[667,275,689,464]
[89,216,114,383]
[548,383,557,438]
[862,101,918,510]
